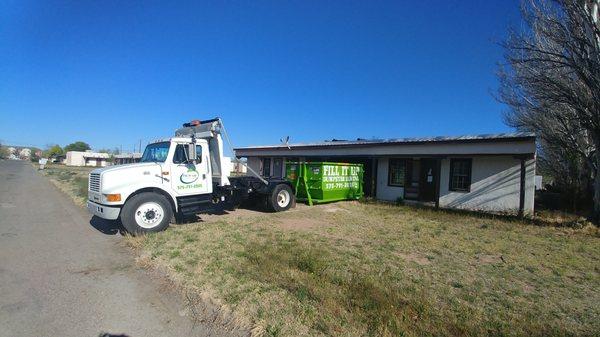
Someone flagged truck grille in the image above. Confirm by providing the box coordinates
[89,173,100,192]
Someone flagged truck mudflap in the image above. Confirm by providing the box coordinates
[87,200,121,220]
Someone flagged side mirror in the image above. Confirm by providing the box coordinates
[187,143,197,162]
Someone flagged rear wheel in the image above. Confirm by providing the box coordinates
[121,192,173,235]
[267,184,295,212]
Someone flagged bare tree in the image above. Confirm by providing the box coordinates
[498,0,600,223]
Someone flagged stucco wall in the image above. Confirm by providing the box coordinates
[247,154,536,215]
[65,151,85,166]
[438,156,535,215]
[376,157,405,201]
[247,157,261,174]
[246,156,289,177]
[375,155,535,214]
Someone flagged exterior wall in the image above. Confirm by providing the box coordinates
[247,157,261,175]
[438,156,535,215]
[376,157,405,201]
[246,152,536,215]
[245,156,286,177]
[375,155,535,214]
[65,151,86,166]
[65,151,109,167]
[84,158,108,167]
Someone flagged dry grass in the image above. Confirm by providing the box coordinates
[38,165,600,336]
[127,202,600,337]
[39,163,94,206]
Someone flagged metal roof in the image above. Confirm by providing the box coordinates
[235,132,536,151]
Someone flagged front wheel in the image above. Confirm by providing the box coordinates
[120,192,173,235]
[267,184,295,212]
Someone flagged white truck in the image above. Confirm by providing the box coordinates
[87,118,295,234]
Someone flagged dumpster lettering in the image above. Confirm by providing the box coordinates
[322,165,360,190]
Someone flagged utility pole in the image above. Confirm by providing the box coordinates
[139,139,142,154]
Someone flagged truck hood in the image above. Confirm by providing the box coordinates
[92,162,164,195]
[91,162,160,175]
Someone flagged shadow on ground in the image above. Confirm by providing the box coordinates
[90,216,126,235]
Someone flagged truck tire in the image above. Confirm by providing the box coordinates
[267,184,295,212]
[120,192,173,235]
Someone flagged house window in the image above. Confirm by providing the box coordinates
[449,158,472,192]
[262,158,271,177]
[388,159,406,187]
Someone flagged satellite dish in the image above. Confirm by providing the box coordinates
[280,136,291,150]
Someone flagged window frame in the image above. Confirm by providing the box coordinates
[449,158,472,192]
[172,144,203,164]
[388,158,407,187]
[140,142,170,163]
[261,158,271,177]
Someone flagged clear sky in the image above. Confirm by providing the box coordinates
[0,1,521,153]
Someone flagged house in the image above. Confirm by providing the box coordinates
[19,148,31,159]
[114,153,142,165]
[234,132,536,216]
[231,158,248,174]
[65,150,110,167]
[50,154,66,163]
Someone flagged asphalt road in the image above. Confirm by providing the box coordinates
[0,160,241,337]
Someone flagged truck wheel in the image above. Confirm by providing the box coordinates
[268,184,295,212]
[120,192,173,235]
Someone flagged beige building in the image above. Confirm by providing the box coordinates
[235,133,536,216]
[114,153,142,165]
[65,151,110,167]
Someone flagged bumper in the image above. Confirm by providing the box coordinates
[87,200,121,220]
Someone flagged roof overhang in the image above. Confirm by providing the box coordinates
[235,134,536,157]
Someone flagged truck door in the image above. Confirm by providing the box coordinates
[170,142,212,196]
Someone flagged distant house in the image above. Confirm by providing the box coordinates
[114,153,142,165]
[231,158,247,174]
[51,154,66,163]
[235,132,537,216]
[19,148,31,159]
[65,150,110,167]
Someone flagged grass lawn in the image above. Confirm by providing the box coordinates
[128,202,599,337]
[39,164,600,336]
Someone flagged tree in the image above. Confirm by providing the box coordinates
[0,145,8,159]
[64,141,91,152]
[44,144,63,157]
[498,0,600,223]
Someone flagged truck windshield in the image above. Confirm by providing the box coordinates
[141,142,170,162]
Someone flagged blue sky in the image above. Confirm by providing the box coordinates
[0,1,520,153]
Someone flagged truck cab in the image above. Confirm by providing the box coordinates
[87,118,295,234]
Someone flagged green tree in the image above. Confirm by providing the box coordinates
[64,141,91,152]
[44,144,63,157]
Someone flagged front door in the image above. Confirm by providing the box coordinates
[419,159,437,202]
[170,143,212,196]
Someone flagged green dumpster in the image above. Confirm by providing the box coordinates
[286,162,363,205]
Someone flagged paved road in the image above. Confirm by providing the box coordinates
[0,160,240,337]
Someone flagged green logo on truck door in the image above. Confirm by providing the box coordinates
[180,167,199,184]
[177,167,203,190]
